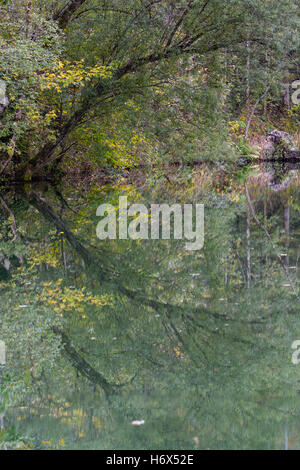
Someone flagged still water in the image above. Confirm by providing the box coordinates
[1,163,300,450]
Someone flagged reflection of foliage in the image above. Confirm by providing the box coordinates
[1,173,300,449]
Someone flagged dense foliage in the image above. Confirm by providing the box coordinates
[0,0,299,178]
[1,0,300,451]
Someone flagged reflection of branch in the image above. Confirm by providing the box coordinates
[0,196,18,240]
[53,327,134,393]
[245,185,300,303]
[27,190,265,328]
[166,309,206,366]
[0,195,24,266]
[53,187,79,215]
[28,191,101,272]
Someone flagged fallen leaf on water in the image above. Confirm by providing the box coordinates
[132,420,145,426]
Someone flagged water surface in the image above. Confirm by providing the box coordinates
[1,163,300,450]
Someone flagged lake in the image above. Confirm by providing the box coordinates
[1,162,300,450]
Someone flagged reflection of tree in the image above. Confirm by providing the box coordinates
[262,161,297,192]
[245,185,300,302]
[2,181,300,449]
[25,189,271,369]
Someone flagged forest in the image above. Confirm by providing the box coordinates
[0,0,299,178]
[0,0,300,452]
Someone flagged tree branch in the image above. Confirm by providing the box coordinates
[53,0,88,29]
[29,35,253,175]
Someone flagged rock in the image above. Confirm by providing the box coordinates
[0,79,9,115]
[0,413,4,431]
[286,149,300,159]
[269,177,293,192]
[265,130,300,159]
[0,340,5,366]
[267,130,293,146]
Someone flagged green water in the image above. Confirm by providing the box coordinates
[1,164,300,450]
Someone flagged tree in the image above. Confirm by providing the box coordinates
[0,0,299,179]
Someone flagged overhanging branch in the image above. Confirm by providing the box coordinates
[53,0,88,29]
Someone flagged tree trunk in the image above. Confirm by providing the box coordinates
[53,0,87,29]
